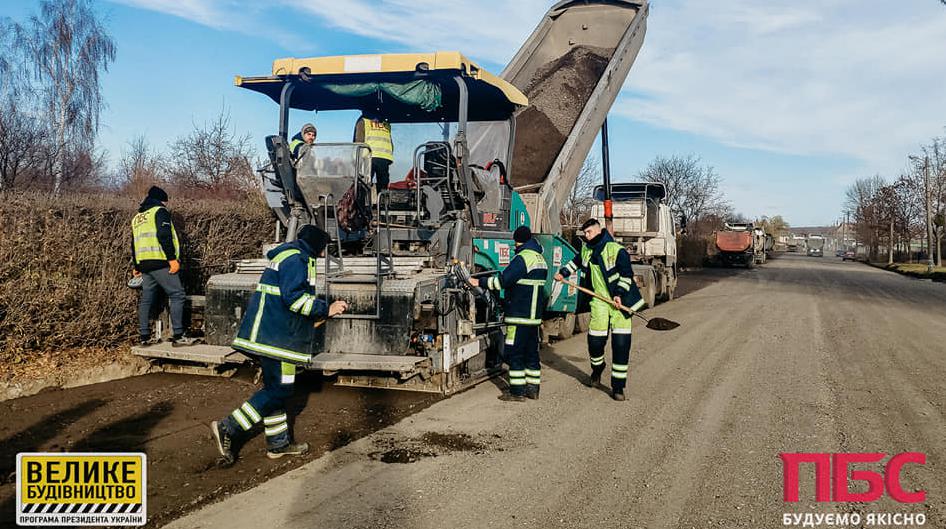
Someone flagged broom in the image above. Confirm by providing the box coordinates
[557,279,680,331]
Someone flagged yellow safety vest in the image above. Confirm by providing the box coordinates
[362,118,394,162]
[581,241,625,297]
[131,206,180,262]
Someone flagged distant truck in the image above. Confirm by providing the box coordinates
[807,235,825,257]
[715,223,758,268]
[590,182,678,308]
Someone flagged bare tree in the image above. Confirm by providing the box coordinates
[0,100,43,190]
[560,156,599,228]
[13,0,116,195]
[637,154,728,223]
[845,175,886,260]
[166,107,258,195]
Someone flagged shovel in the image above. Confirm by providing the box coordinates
[557,279,680,331]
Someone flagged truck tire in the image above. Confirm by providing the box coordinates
[560,313,576,339]
[645,273,657,309]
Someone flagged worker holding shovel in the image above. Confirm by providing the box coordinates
[554,218,645,401]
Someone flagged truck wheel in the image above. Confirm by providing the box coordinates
[645,276,657,309]
[560,313,576,339]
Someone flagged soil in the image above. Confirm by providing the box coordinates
[0,369,439,528]
[512,46,613,187]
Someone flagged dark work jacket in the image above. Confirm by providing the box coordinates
[478,238,548,325]
[131,197,178,273]
[558,230,644,314]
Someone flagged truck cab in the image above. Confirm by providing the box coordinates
[589,182,678,307]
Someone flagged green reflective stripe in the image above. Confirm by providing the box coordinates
[505,317,541,325]
[509,379,528,386]
[232,337,310,363]
[525,369,541,377]
[517,279,546,286]
[505,325,516,345]
[301,296,315,317]
[508,370,526,377]
[519,249,548,272]
[231,408,252,431]
[265,423,288,437]
[257,284,281,295]
[264,413,287,425]
[608,272,621,282]
[612,372,628,380]
[612,364,629,372]
[525,377,541,384]
[271,249,301,265]
[241,402,262,423]
[250,294,267,342]
[630,299,646,312]
[308,258,317,284]
[290,294,308,313]
[590,355,605,366]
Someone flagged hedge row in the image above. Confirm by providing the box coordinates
[0,191,274,363]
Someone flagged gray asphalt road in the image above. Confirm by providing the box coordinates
[165,255,946,529]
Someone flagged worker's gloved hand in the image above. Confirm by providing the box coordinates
[554,273,564,282]
[328,300,349,317]
[467,277,480,288]
[613,296,624,309]
[168,260,181,274]
[132,269,141,277]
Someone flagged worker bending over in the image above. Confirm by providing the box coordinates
[554,218,645,401]
[211,225,348,466]
[470,226,547,401]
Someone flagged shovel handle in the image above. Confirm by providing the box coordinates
[556,278,649,323]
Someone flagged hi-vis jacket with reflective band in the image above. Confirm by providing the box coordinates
[288,131,308,159]
[232,240,328,365]
[131,205,179,262]
[558,230,646,313]
[361,118,394,162]
[478,238,548,326]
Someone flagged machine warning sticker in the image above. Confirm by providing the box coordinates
[553,246,563,268]
[16,452,147,526]
[496,243,511,266]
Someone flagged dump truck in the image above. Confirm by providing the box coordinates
[715,223,757,268]
[807,235,825,257]
[588,182,677,308]
[132,0,651,393]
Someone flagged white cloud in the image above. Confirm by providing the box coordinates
[618,0,946,174]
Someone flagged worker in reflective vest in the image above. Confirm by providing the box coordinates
[130,186,197,347]
[289,123,317,160]
[555,218,646,401]
[470,226,548,401]
[211,225,348,467]
[354,113,394,192]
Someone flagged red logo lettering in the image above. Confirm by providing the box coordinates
[780,452,925,503]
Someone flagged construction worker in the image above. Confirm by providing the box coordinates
[211,225,348,466]
[131,185,196,347]
[554,218,645,401]
[289,122,317,160]
[353,112,394,192]
[469,226,547,401]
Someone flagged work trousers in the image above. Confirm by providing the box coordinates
[138,267,186,338]
[504,324,540,396]
[221,356,296,450]
[587,298,633,391]
[372,158,391,192]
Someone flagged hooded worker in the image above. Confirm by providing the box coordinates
[554,218,645,401]
[469,226,548,401]
[211,225,348,466]
[131,185,197,347]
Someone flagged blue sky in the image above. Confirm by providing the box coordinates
[3,0,945,226]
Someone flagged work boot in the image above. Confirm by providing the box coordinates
[585,365,605,388]
[267,442,310,460]
[611,390,626,402]
[498,392,527,402]
[524,385,540,400]
[171,334,201,347]
[210,421,236,467]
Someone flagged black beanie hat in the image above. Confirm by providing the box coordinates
[513,225,532,244]
[297,225,329,255]
[147,185,168,202]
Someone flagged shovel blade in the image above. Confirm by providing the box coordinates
[645,317,680,331]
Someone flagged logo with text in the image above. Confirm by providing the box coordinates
[780,452,927,528]
[16,452,147,527]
